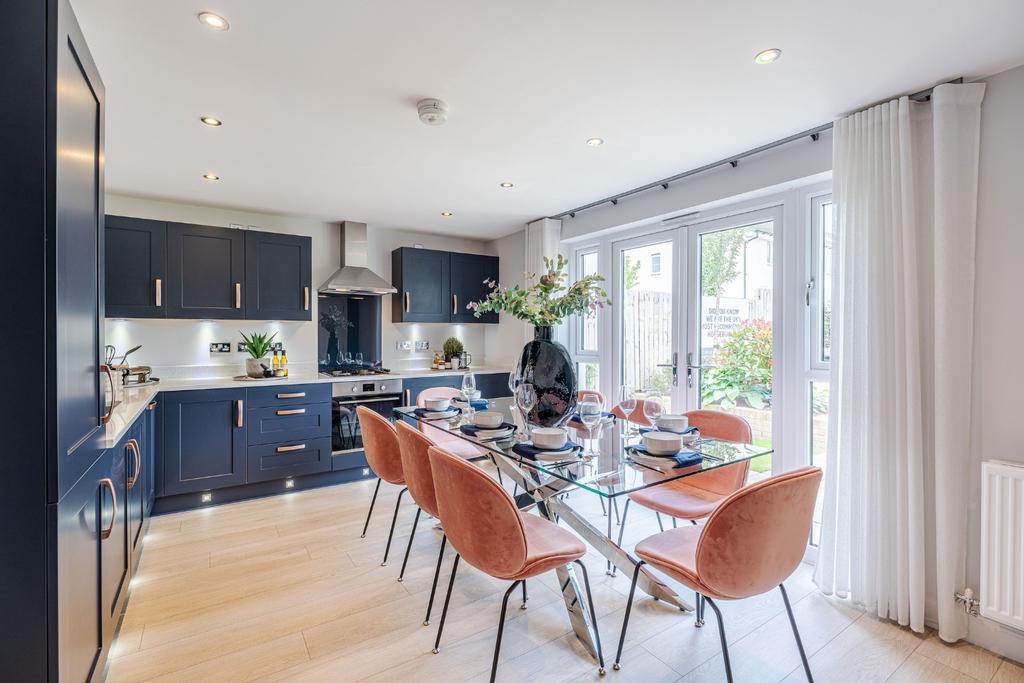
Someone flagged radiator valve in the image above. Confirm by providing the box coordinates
[954,588,980,617]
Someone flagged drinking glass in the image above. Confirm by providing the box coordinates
[461,372,477,417]
[515,383,537,439]
[643,394,663,429]
[578,394,603,455]
[618,384,637,437]
[354,352,363,367]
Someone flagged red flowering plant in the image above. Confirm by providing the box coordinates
[468,255,610,327]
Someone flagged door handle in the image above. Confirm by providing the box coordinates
[276,392,306,399]
[404,389,411,405]
[100,478,117,540]
[452,294,457,315]
[100,364,116,424]
[304,286,310,311]
[147,401,157,411]
[404,292,410,313]
[155,278,162,307]
[235,282,242,309]
[276,408,306,416]
[126,439,141,489]
[276,444,307,453]
[236,399,244,428]
[655,352,679,386]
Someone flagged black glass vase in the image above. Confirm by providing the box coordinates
[512,326,578,428]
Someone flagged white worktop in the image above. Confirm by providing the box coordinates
[101,366,511,448]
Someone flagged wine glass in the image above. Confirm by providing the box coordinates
[642,395,663,431]
[354,352,363,367]
[461,372,477,416]
[515,383,536,439]
[579,394,603,456]
[617,384,637,437]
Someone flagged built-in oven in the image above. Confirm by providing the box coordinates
[330,378,403,468]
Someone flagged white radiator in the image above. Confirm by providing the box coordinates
[980,460,1024,631]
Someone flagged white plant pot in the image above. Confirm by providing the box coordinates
[246,357,270,378]
[451,357,461,369]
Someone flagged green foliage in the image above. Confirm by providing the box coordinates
[623,255,641,291]
[442,337,465,361]
[239,331,277,359]
[701,230,746,298]
[469,254,610,328]
[700,320,772,410]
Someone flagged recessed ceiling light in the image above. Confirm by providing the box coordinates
[197,11,229,31]
[440,211,453,217]
[499,182,514,188]
[754,48,782,64]
[202,173,220,181]
[586,137,604,147]
[200,116,223,127]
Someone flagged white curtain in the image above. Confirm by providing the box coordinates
[814,83,985,641]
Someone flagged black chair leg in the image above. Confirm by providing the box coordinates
[671,516,677,529]
[423,535,447,625]
[655,511,665,532]
[432,554,461,654]
[489,580,523,682]
[695,592,705,627]
[613,560,645,670]
[360,478,381,538]
[573,560,606,675]
[381,487,407,566]
[704,596,733,682]
[521,580,528,609]
[397,507,422,582]
[780,584,814,682]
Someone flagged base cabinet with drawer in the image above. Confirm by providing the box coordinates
[401,372,512,406]
[161,389,247,496]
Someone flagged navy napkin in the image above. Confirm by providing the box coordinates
[567,411,615,426]
[628,445,702,469]
[639,425,697,435]
[512,441,581,460]
[459,423,515,436]
[413,406,462,418]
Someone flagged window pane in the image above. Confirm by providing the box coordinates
[810,380,829,546]
[577,362,599,392]
[820,201,834,362]
[621,242,673,396]
[578,252,599,353]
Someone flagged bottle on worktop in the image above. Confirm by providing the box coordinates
[280,349,289,377]
[272,349,282,377]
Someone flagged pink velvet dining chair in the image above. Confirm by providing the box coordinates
[610,397,659,426]
[355,406,408,567]
[427,444,607,680]
[613,466,822,681]
[617,410,753,550]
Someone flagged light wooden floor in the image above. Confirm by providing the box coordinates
[108,474,1024,683]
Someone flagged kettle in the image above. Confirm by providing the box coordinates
[459,351,472,368]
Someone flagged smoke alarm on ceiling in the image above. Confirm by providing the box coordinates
[417,98,448,126]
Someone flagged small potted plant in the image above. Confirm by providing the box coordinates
[240,331,277,378]
[443,337,465,369]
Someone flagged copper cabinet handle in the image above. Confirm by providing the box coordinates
[276,408,306,416]
[276,444,306,453]
[452,294,457,315]
[100,478,117,540]
[155,278,162,307]
[126,439,141,489]
[404,292,410,313]
[303,286,310,311]
[276,392,306,399]
[147,401,157,411]
[235,282,242,309]
[236,399,244,428]
[100,365,115,425]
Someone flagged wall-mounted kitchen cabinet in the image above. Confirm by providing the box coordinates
[104,216,312,321]
[391,247,498,324]
[244,230,313,321]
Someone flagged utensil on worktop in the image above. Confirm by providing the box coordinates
[118,345,142,367]
[105,344,117,365]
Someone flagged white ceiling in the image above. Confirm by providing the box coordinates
[74,0,1024,239]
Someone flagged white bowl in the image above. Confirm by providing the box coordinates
[643,431,682,455]
[423,397,451,412]
[656,414,689,433]
[531,427,568,450]
[473,411,504,428]
[683,429,700,445]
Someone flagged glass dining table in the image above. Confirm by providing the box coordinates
[394,397,772,668]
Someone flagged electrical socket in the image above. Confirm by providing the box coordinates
[396,340,413,351]
[210,342,231,353]
[414,340,430,351]
[237,341,282,352]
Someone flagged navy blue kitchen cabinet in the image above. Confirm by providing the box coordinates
[105,215,168,318]
[392,247,451,322]
[166,222,246,319]
[246,401,332,446]
[162,389,247,496]
[449,252,499,323]
[401,375,462,406]
[244,230,312,321]
[475,371,513,399]
[102,435,131,626]
[248,437,333,483]
[127,403,157,564]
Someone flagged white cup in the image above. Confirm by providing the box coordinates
[655,414,689,433]
[473,411,504,429]
[423,397,451,412]
[531,427,568,450]
[643,431,682,455]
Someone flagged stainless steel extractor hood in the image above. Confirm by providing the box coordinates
[318,221,397,295]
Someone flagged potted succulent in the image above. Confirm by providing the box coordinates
[468,255,609,426]
[443,337,465,369]
[239,331,277,378]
